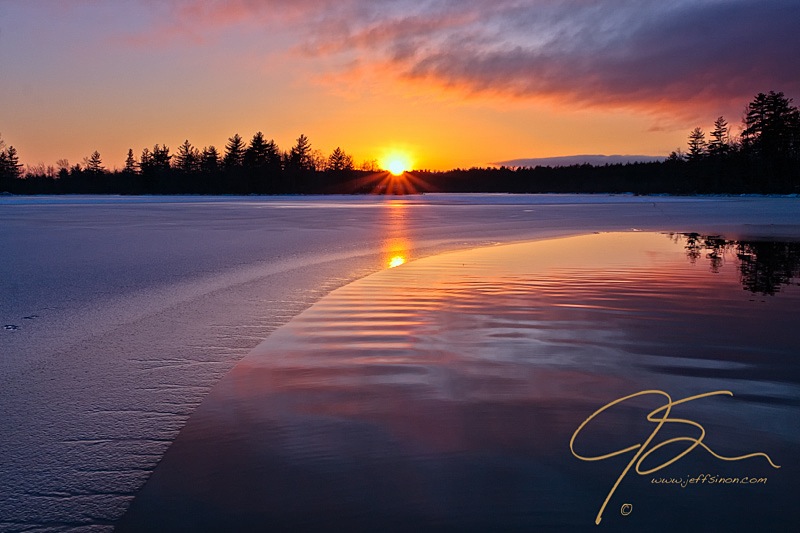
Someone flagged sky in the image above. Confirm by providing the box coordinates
[1,0,798,171]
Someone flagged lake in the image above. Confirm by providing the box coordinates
[117,231,800,531]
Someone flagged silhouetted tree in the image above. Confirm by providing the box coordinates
[743,91,800,159]
[708,116,730,156]
[0,135,6,178]
[244,132,269,168]
[139,144,171,186]
[0,148,8,181]
[687,127,707,161]
[140,148,153,170]
[86,151,105,173]
[288,134,313,171]
[151,144,171,171]
[327,147,354,171]
[263,139,281,171]
[200,146,220,173]
[175,139,200,172]
[223,134,246,169]
[310,149,327,172]
[0,145,23,180]
[123,149,137,174]
[666,149,685,162]
[360,159,379,172]
[242,132,282,193]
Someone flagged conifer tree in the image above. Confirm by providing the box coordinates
[151,144,172,171]
[288,134,313,171]
[200,146,220,173]
[264,139,281,172]
[708,116,730,156]
[223,134,246,169]
[175,139,200,172]
[140,147,153,171]
[244,132,269,168]
[327,147,354,171]
[687,127,707,161]
[86,150,105,173]
[4,146,23,179]
[123,149,138,173]
[743,91,800,159]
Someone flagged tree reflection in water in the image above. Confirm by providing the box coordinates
[671,232,800,295]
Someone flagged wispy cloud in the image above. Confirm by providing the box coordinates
[130,0,800,114]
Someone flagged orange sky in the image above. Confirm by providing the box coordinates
[2,1,798,171]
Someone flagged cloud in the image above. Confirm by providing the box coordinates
[131,0,800,114]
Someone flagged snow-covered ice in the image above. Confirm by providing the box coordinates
[1,194,799,531]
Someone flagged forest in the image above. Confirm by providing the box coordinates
[1,91,798,195]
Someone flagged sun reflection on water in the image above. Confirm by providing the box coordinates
[383,200,410,269]
[388,255,406,268]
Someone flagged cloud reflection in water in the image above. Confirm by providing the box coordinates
[118,232,800,531]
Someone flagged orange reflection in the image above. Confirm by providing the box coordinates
[388,255,406,268]
[152,232,800,529]
[383,200,410,269]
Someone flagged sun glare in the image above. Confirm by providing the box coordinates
[382,152,412,176]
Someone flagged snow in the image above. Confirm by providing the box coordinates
[1,194,799,531]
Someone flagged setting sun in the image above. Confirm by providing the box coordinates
[382,152,413,176]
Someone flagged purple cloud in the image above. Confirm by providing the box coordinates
[138,0,800,113]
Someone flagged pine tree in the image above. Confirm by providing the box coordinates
[139,148,153,173]
[200,146,220,173]
[223,134,246,169]
[743,91,800,159]
[175,139,200,172]
[244,132,269,168]
[139,148,153,170]
[0,135,6,178]
[687,127,707,161]
[708,116,729,156]
[327,147,354,171]
[86,150,105,173]
[288,134,312,171]
[151,144,172,171]
[264,139,281,172]
[123,149,138,174]
[4,146,23,179]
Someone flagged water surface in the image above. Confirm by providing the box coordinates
[118,232,800,531]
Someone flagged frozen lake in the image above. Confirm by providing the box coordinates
[1,194,799,531]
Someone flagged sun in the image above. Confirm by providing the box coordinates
[381,152,412,176]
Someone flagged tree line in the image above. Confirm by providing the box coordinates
[1,131,380,195]
[417,91,800,194]
[2,91,799,195]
